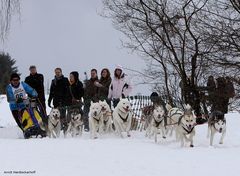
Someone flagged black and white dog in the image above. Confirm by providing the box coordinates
[66,109,83,137]
[207,111,226,146]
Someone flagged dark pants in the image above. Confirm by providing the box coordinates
[11,110,24,131]
[83,101,90,130]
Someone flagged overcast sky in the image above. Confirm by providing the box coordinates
[0,0,151,95]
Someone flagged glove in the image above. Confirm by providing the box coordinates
[16,97,23,104]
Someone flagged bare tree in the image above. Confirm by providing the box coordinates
[103,0,240,114]
[0,0,20,40]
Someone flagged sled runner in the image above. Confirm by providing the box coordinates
[19,98,47,139]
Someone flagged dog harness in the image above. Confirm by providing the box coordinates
[103,117,110,125]
[182,125,194,134]
[154,118,164,128]
[118,113,129,122]
[93,117,100,124]
[51,121,59,129]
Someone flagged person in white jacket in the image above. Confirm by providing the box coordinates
[108,65,133,107]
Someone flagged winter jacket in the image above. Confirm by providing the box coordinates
[70,81,84,101]
[84,78,99,103]
[6,82,38,111]
[108,74,132,99]
[48,76,71,107]
[25,73,45,102]
[97,77,112,101]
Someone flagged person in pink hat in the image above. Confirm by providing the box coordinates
[108,65,133,107]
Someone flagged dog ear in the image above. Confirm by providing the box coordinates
[99,100,102,103]
[91,101,93,105]
[103,100,106,103]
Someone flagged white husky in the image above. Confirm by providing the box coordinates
[146,105,166,143]
[113,98,133,138]
[176,105,196,147]
[207,111,226,146]
[48,108,61,138]
[99,100,113,134]
[89,101,103,139]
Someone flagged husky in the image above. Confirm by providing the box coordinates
[99,100,113,134]
[167,106,184,136]
[176,105,196,147]
[66,110,83,137]
[146,105,166,143]
[48,108,61,138]
[89,101,103,139]
[113,98,133,138]
[207,111,226,146]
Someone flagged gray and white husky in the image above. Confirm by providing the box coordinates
[207,111,226,146]
[146,105,166,143]
[66,110,83,137]
[176,105,196,147]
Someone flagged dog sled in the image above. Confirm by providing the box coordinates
[19,98,47,139]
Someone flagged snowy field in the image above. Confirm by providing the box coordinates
[1,95,240,176]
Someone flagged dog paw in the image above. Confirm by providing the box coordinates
[190,144,194,147]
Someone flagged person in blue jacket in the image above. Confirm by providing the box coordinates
[6,73,38,131]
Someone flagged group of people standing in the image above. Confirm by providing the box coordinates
[6,65,132,132]
[207,76,235,114]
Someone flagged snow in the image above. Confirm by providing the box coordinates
[1,94,240,176]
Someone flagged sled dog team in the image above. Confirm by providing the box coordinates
[48,98,226,147]
[48,98,132,139]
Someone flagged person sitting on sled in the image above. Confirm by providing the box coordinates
[6,73,38,131]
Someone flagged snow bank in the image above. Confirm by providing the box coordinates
[1,95,240,176]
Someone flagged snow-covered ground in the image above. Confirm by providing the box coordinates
[1,95,240,176]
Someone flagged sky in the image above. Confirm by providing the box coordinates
[0,0,151,95]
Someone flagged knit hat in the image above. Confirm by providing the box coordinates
[10,73,20,81]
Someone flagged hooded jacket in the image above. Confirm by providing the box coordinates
[108,70,132,99]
